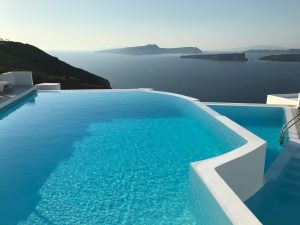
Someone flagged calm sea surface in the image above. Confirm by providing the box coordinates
[49,51,300,103]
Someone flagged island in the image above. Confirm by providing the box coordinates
[259,54,300,62]
[97,44,202,55]
[0,41,110,89]
[245,49,300,54]
[181,53,247,61]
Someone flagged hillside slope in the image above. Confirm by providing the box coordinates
[0,41,110,89]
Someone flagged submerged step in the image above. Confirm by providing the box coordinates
[284,171,300,183]
[278,187,300,200]
[265,140,300,181]
[281,178,300,190]
[292,151,300,159]
[285,170,300,177]
[286,163,300,172]
[290,157,300,165]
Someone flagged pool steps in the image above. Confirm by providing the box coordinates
[276,148,300,199]
[265,141,300,181]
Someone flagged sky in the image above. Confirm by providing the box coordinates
[0,0,300,51]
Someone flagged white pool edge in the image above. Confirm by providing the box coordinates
[0,86,37,110]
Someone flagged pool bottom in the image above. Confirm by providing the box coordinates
[18,116,241,225]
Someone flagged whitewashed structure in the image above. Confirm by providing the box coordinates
[267,93,300,108]
[37,83,61,90]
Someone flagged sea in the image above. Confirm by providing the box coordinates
[49,51,300,103]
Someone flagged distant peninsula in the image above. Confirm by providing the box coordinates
[245,49,300,54]
[259,54,300,62]
[97,44,202,55]
[0,41,110,89]
[181,53,247,61]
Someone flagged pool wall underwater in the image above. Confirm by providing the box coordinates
[1,88,296,225]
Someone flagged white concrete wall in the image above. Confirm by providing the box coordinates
[215,140,266,201]
[37,83,61,90]
[0,71,33,86]
[266,94,298,106]
[0,86,36,110]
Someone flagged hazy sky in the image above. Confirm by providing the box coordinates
[1,0,300,51]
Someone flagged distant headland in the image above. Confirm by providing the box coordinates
[181,53,247,61]
[97,44,202,55]
[245,49,300,54]
[259,53,300,62]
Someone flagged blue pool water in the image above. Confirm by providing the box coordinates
[0,91,246,225]
[209,105,285,171]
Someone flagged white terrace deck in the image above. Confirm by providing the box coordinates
[0,86,35,105]
[267,93,300,108]
[0,71,36,109]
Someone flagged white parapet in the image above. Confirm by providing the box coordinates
[0,71,33,86]
[266,93,299,107]
[0,86,37,110]
[36,83,61,90]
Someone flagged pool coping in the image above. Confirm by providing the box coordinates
[1,88,291,225]
[0,86,37,111]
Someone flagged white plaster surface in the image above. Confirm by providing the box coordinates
[0,71,33,86]
[0,86,36,110]
[267,93,300,107]
[37,83,61,90]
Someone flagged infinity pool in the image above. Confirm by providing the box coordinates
[209,105,285,171]
[0,91,246,225]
